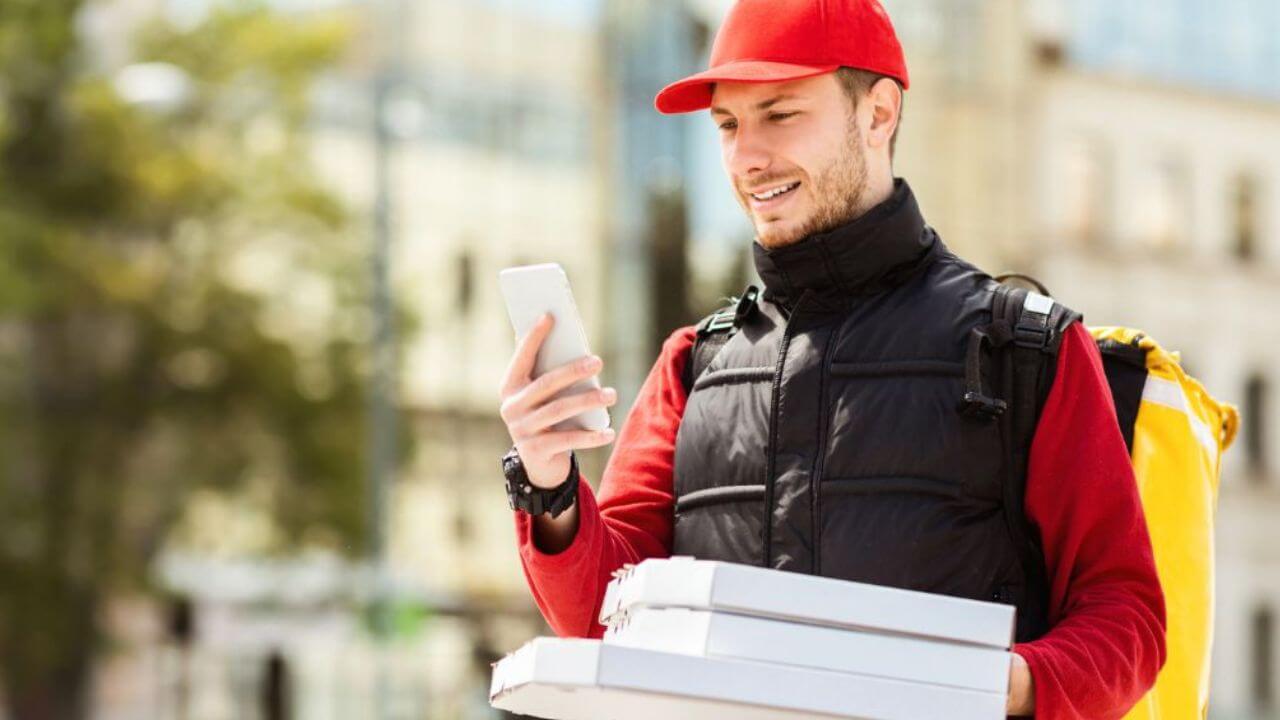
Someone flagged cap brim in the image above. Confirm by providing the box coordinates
[654,60,840,115]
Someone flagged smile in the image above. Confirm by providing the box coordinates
[750,181,800,202]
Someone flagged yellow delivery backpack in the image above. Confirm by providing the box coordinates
[1090,327,1239,720]
[988,278,1239,719]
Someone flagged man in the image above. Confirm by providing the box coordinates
[497,1,1166,717]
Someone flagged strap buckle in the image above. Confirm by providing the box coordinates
[1014,325,1052,351]
[959,391,1007,420]
[699,284,760,336]
[703,309,736,334]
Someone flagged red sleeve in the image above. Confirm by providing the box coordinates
[1013,322,1167,719]
[512,326,696,638]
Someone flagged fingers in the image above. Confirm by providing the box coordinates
[500,313,554,397]
[520,427,616,459]
[500,352,603,423]
[509,386,618,440]
[520,353,603,412]
[497,313,613,458]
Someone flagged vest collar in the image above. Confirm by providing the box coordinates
[751,178,936,308]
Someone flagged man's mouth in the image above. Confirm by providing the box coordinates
[749,181,801,202]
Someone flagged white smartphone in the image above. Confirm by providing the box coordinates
[499,263,610,432]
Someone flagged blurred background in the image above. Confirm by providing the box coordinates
[0,0,1276,718]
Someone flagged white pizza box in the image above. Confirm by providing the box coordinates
[603,606,1011,694]
[599,557,1014,649]
[489,637,1006,720]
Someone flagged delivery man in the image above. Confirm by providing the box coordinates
[496,1,1166,716]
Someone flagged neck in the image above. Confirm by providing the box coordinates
[858,168,894,216]
[750,178,938,308]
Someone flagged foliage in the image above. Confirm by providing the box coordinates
[0,1,406,717]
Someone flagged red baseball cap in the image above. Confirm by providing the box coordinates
[654,0,909,115]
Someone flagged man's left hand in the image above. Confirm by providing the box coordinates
[1006,651,1035,716]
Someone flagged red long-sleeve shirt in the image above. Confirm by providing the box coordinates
[512,321,1166,719]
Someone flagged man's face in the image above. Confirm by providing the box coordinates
[710,73,870,249]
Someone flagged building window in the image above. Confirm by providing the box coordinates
[939,0,983,88]
[1254,605,1275,711]
[456,251,475,316]
[420,73,589,167]
[453,500,473,547]
[1245,373,1269,477]
[1138,156,1190,252]
[1062,135,1111,248]
[1232,173,1261,261]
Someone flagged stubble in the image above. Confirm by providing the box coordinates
[754,118,870,249]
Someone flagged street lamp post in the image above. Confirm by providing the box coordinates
[368,66,397,720]
[368,0,409,714]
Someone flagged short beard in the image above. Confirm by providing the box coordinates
[755,119,870,249]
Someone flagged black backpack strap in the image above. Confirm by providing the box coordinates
[965,279,1080,640]
[1006,286,1083,438]
[680,284,760,396]
[1095,336,1149,455]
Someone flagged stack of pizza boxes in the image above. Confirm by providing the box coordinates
[490,556,1014,720]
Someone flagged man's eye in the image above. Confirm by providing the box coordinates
[769,112,798,121]
[718,120,737,131]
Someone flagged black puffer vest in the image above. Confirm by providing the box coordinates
[671,179,1049,642]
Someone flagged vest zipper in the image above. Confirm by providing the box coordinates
[762,291,809,567]
[809,322,842,574]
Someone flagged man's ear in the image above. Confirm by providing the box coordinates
[865,77,902,152]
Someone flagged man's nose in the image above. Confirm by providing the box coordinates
[725,125,772,181]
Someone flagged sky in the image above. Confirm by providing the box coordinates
[1068,0,1280,100]
[476,0,604,28]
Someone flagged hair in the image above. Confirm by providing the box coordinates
[833,67,904,160]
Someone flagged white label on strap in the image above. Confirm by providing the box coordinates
[1024,292,1054,315]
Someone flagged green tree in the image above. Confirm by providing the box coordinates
[0,1,408,717]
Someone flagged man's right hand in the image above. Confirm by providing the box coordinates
[498,312,618,490]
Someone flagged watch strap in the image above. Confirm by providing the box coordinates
[502,447,579,518]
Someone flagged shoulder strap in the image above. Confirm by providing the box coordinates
[977,279,1081,640]
[680,284,760,396]
[1001,283,1082,437]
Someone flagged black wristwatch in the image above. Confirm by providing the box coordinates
[502,446,579,518]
